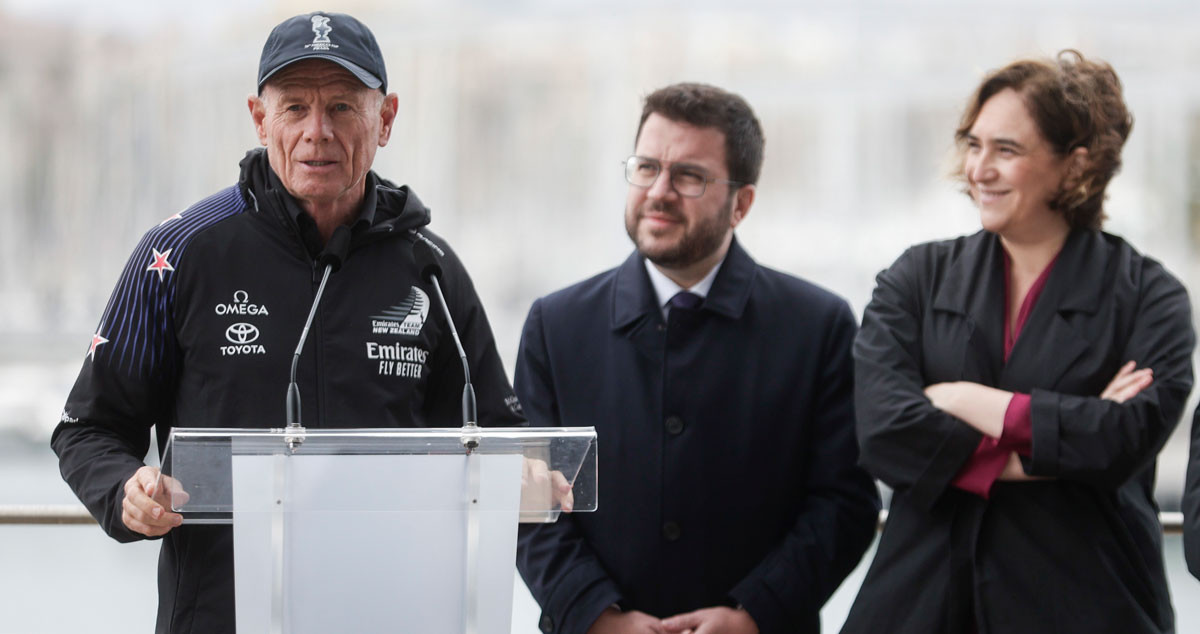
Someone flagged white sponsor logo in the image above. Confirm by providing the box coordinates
[215,290,270,316]
[505,395,523,417]
[226,323,260,344]
[217,292,268,356]
[366,342,429,362]
[366,342,428,378]
[60,411,79,424]
[222,344,266,356]
[371,287,429,336]
[222,322,265,355]
[305,15,338,51]
[410,231,445,257]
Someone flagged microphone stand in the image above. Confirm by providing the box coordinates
[425,274,480,451]
[284,261,336,452]
[283,226,351,452]
[413,239,480,452]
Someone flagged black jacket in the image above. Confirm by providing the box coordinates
[513,239,880,634]
[1185,406,1200,580]
[51,150,523,633]
[843,229,1194,634]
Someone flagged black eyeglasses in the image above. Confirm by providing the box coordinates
[623,156,742,198]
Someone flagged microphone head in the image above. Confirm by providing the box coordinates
[413,239,442,283]
[319,225,352,273]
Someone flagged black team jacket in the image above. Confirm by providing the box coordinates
[52,149,524,633]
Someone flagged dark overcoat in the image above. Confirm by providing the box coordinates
[1184,406,1200,580]
[843,229,1194,634]
[514,239,880,634]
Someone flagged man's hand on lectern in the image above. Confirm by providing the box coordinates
[122,466,187,537]
[521,458,574,513]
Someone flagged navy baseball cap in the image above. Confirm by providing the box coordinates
[258,12,387,93]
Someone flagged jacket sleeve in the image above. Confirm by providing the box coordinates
[513,299,622,634]
[1185,405,1200,580]
[421,241,525,428]
[1027,264,1194,487]
[50,231,177,543]
[853,249,983,510]
[728,299,881,633]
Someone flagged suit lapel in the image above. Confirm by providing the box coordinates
[703,237,755,321]
[611,250,666,357]
[610,238,757,355]
[999,230,1104,391]
[931,232,1006,385]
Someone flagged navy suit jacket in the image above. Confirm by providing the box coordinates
[514,238,880,634]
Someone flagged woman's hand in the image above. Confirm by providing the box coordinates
[998,451,1040,481]
[999,361,1152,482]
[924,382,1010,438]
[1099,360,1153,403]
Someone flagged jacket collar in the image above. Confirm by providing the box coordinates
[931,228,1108,389]
[611,236,757,331]
[237,148,432,249]
[1045,229,1106,313]
[931,228,1104,318]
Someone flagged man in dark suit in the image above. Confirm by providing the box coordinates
[513,83,880,634]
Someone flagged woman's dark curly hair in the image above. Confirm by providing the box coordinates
[955,50,1133,230]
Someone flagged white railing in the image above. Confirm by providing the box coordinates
[0,505,97,525]
[0,505,1186,533]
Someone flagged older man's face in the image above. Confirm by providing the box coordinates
[250,59,396,215]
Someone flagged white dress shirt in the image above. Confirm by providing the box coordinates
[643,256,724,320]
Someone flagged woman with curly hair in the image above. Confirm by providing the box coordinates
[842,51,1195,633]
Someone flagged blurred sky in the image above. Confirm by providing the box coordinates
[3,0,269,31]
[4,0,1200,494]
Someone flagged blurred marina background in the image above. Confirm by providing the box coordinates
[3,0,1200,630]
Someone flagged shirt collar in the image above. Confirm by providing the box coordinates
[267,163,378,232]
[643,256,724,319]
[611,236,755,331]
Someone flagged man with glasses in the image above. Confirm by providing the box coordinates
[514,83,880,634]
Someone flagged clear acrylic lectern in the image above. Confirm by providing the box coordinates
[157,426,597,634]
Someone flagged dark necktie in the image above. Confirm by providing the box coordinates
[669,291,703,311]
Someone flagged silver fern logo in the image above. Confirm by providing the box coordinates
[371,287,430,336]
[306,15,338,51]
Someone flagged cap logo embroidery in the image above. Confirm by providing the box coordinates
[306,16,338,51]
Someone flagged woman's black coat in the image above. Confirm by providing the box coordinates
[843,229,1194,634]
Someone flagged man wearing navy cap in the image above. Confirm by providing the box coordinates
[51,12,524,632]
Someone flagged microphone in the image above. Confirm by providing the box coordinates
[285,226,352,447]
[412,240,479,445]
[415,241,443,284]
[318,225,352,273]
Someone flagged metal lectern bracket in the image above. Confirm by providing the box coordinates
[283,425,306,453]
[460,423,480,453]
